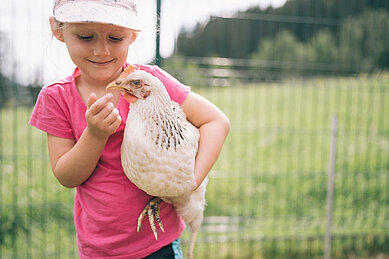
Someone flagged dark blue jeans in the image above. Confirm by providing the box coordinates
[142,239,183,259]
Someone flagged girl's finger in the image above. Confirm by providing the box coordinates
[110,114,122,132]
[87,93,97,109]
[105,108,120,125]
[100,102,115,119]
[87,93,114,116]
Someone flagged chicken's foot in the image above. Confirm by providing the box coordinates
[137,197,165,240]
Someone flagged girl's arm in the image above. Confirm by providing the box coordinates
[47,93,121,188]
[181,92,230,188]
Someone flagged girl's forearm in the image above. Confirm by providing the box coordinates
[52,128,108,188]
[194,117,230,188]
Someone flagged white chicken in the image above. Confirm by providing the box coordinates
[106,67,207,259]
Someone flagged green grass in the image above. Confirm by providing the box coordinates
[0,74,388,258]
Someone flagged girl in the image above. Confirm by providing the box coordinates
[30,0,230,258]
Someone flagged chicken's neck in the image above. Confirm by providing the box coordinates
[130,90,188,150]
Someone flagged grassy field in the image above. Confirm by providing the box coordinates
[0,74,388,258]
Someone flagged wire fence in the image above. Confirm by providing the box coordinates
[1,0,389,258]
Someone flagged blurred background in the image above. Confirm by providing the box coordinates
[0,0,388,258]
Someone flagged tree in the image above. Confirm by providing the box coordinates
[339,9,389,70]
[250,30,315,76]
[309,29,337,64]
[174,0,389,65]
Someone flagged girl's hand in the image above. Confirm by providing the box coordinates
[85,93,122,139]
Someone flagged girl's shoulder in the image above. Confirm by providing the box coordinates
[40,69,78,97]
[30,68,84,139]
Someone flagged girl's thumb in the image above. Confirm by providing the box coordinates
[87,93,97,109]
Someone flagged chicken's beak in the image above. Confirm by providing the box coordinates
[106,79,140,103]
[106,80,125,91]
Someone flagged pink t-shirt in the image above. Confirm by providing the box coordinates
[29,64,189,259]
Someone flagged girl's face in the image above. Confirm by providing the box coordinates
[51,19,136,87]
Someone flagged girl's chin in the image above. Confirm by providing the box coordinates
[82,66,122,82]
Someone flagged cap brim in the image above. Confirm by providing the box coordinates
[54,2,142,31]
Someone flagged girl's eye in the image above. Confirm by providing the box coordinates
[109,36,123,42]
[78,35,93,41]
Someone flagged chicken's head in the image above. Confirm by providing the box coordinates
[106,69,152,103]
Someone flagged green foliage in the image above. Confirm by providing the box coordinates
[309,29,338,63]
[0,74,14,108]
[161,55,208,87]
[174,1,389,72]
[250,29,337,76]
[0,74,41,108]
[250,30,314,63]
[339,9,389,70]
[0,208,29,248]
[248,9,389,75]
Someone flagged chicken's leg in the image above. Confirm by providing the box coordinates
[137,197,165,240]
[188,229,198,259]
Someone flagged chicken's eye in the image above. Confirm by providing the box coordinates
[132,80,142,88]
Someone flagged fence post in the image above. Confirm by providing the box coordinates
[155,0,162,66]
[325,115,338,259]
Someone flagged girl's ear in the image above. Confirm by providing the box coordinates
[129,31,139,45]
[49,16,65,42]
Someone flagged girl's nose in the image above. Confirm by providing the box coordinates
[93,40,110,56]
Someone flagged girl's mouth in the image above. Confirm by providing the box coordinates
[89,59,114,66]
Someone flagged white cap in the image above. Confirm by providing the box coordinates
[53,0,142,31]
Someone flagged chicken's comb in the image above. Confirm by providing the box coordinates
[120,65,136,78]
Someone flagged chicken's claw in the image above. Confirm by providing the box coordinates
[137,197,164,240]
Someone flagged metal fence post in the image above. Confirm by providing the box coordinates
[325,115,338,259]
[155,0,162,66]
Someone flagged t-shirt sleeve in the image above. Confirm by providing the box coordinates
[29,85,74,139]
[148,66,190,104]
